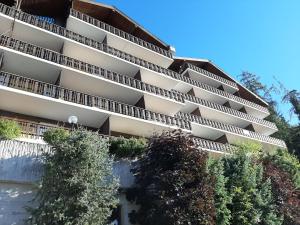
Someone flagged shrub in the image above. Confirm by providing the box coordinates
[28,128,119,225]
[109,136,147,159]
[129,130,215,225]
[43,128,69,145]
[0,119,21,139]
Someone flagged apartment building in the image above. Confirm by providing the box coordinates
[0,0,286,224]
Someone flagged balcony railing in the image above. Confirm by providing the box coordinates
[181,92,277,130]
[180,62,238,89]
[69,9,172,58]
[0,36,184,103]
[0,3,271,115]
[2,116,232,154]
[176,112,286,148]
[179,74,270,114]
[0,3,179,79]
[193,137,234,153]
[0,71,191,130]
[0,116,70,138]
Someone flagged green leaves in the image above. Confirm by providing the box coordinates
[0,119,21,139]
[130,130,215,225]
[109,136,147,159]
[209,143,283,225]
[27,129,119,225]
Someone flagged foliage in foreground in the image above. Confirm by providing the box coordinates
[129,130,215,225]
[27,128,119,225]
[0,119,21,139]
[263,150,300,224]
[209,144,283,225]
[109,136,147,159]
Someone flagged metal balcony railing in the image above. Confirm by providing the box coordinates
[0,3,270,115]
[0,36,184,103]
[1,116,232,154]
[69,9,172,58]
[180,92,277,130]
[0,3,179,78]
[0,71,191,130]
[176,112,286,148]
[192,137,234,153]
[0,116,70,138]
[179,74,270,114]
[180,62,238,89]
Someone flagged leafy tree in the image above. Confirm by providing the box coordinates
[27,128,119,225]
[129,130,215,225]
[263,155,300,225]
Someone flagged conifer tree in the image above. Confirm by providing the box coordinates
[27,129,119,225]
[208,158,231,225]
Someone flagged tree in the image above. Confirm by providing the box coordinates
[263,154,300,225]
[282,90,300,121]
[239,71,300,158]
[217,143,282,225]
[27,128,119,225]
[208,158,231,225]
[129,130,216,225]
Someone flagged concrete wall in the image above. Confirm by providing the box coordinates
[0,182,36,225]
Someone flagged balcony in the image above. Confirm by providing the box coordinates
[0,3,179,90]
[176,112,286,151]
[68,9,173,67]
[0,71,191,137]
[174,74,270,119]
[193,137,234,154]
[180,93,277,135]
[1,116,234,156]
[0,36,184,115]
[179,63,238,93]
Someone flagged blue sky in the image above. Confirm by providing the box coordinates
[96,0,300,124]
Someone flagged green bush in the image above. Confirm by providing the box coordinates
[43,128,69,145]
[0,119,21,139]
[109,136,147,159]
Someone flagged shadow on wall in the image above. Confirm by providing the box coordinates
[0,182,36,225]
